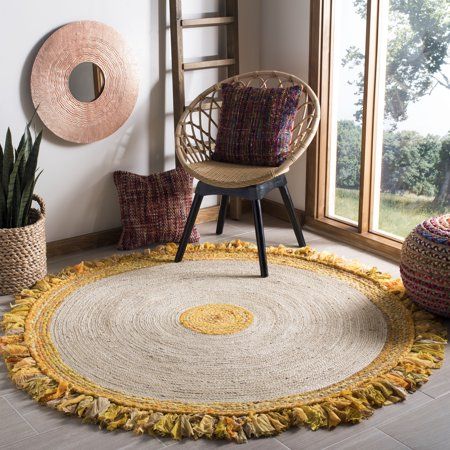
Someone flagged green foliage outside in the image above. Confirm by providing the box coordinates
[335,120,449,200]
[381,131,441,197]
[335,120,361,189]
[335,188,448,238]
[345,0,450,125]
[334,121,449,237]
[335,0,450,236]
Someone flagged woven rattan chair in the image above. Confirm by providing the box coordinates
[175,70,320,277]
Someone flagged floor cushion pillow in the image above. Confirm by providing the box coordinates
[114,167,200,250]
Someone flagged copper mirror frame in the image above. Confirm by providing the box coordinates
[31,21,139,144]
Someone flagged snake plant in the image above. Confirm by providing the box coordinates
[0,123,43,229]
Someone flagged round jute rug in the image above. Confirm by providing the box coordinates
[0,241,446,443]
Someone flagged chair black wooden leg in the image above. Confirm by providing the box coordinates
[279,185,306,247]
[216,195,229,235]
[175,193,203,262]
[251,200,268,278]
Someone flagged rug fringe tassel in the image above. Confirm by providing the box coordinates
[1,241,447,443]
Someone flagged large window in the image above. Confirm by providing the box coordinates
[326,0,367,224]
[307,0,450,258]
[371,0,450,239]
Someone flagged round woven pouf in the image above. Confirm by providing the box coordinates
[400,214,450,317]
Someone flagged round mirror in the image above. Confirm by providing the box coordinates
[31,21,139,143]
[69,62,105,102]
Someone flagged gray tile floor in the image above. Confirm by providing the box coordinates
[1,214,448,450]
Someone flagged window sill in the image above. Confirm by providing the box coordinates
[304,216,402,263]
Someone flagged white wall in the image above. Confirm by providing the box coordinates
[0,0,261,242]
[260,0,310,210]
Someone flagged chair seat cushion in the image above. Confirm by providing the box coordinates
[212,83,301,167]
[187,160,288,188]
[114,168,200,250]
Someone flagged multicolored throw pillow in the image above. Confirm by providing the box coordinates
[114,168,200,250]
[212,83,301,167]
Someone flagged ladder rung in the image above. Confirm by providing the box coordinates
[181,17,235,28]
[183,58,235,71]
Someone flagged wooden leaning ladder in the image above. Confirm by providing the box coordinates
[169,0,242,219]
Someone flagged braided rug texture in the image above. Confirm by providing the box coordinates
[0,241,447,443]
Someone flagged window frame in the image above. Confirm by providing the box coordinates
[306,0,402,261]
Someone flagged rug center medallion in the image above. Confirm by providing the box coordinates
[179,303,254,335]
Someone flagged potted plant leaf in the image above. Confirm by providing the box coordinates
[0,123,46,295]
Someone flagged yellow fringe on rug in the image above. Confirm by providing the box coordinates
[0,241,447,444]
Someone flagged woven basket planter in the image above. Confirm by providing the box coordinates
[400,214,450,317]
[0,195,47,295]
